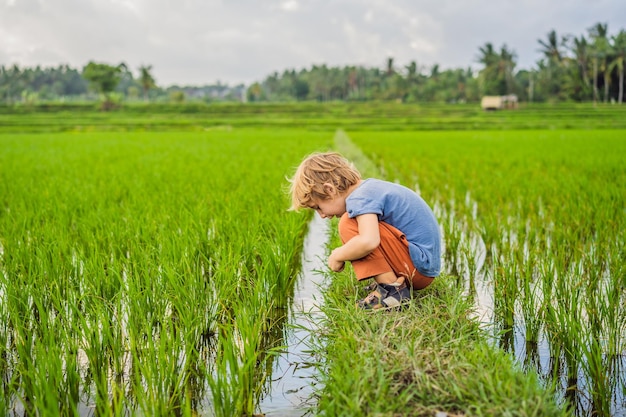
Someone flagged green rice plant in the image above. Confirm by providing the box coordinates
[28,321,80,416]
[346,128,625,416]
[509,217,545,347]
[0,129,330,415]
[580,326,611,416]
[599,238,626,359]
[490,250,519,350]
[206,324,241,417]
[518,247,544,345]
[76,294,126,416]
[4,280,37,413]
[207,277,286,417]
[0,304,7,412]
[439,203,463,278]
[575,235,625,416]
[128,314,189,416]
[459,225,486,302]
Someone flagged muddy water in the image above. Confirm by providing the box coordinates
[259,214,329,416]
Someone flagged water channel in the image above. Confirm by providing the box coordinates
[258,214,329,416]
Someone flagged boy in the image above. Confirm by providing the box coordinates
[288,151,441,310]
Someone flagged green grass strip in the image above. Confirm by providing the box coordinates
[312,278,569,416]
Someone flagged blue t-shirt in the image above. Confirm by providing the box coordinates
[345,178,441,277]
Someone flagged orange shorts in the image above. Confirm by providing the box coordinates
[338,213,434,290]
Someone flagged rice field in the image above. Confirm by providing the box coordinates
[0,130,330,416]
[347,129,626,416]
[2,101,626,133]
[1,104,625,416]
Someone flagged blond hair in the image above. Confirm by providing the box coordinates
[288,152,361,211]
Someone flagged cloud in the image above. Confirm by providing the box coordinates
[279,0,299,12]
[1,0,624,85]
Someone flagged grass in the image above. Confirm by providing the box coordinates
[318,278,569,416]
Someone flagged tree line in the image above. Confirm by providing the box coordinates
[1,22,624,106]
[251,23,625,104]
[0,63,246,106]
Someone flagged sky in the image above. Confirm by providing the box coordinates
[1,0,625,87]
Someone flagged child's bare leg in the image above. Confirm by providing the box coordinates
[373,271,402,285]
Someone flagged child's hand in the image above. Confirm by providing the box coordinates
[328,249,345,272]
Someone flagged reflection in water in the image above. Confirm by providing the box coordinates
[260,214,329,416]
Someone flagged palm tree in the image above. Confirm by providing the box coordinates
[537,30,569,99]
[538,30,567,64]
[602,40,614,102]
[139,65,156,101]
[476,43,517,95]
[477,42,500,95]
[498,44,517,94]
[402,61,425,101]
[477,42,499,68]
[572,36,591,88]
[386,57,395,76]
[405,61,417,81]
[609,30,626,103]
[588,23,610,103]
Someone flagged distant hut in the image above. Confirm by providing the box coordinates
[481,94,518,110]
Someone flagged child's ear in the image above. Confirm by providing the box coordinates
[323,183,337,196]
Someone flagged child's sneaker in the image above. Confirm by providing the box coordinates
[357,279,411,311]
